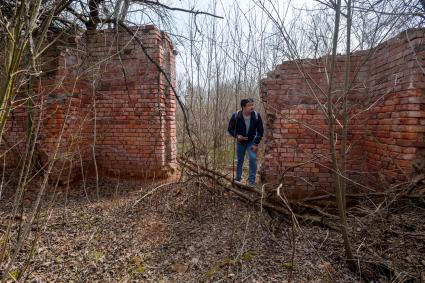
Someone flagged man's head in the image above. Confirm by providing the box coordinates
[241,98,255,113]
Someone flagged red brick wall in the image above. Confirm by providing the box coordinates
[86,26,177,179]
[260,28,425,197]
[2,25,177,182]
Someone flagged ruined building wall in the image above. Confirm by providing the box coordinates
[1,25,177,182]
[260,29,425,198]
[86,26,177,179]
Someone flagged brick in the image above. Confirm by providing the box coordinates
[390,132,418,139]
[398,111,425,118]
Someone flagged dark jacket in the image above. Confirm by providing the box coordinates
[228,111,264,145]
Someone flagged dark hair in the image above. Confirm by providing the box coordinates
[240,98,254,109]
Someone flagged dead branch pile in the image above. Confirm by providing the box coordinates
[179,157,424,226]
[178,157,425,281]
[178,158,340,229]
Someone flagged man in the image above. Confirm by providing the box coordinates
[228,98,264,188]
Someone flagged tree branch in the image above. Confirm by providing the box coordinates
[133,0,224,19]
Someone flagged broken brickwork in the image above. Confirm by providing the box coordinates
[260,28,425,197]
[2,25,177,182]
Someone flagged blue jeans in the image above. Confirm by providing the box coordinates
[235,141,257,184]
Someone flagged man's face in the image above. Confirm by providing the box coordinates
[243,102,254,113]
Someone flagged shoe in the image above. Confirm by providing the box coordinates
[233,180,244,186]
[247,182,256,188]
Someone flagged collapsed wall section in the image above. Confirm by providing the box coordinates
[2,32,94,182]
[260,29,425,197]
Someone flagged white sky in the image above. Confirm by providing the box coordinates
[154,0,313,77]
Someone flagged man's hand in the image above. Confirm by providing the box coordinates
[237,135,248,142]
[251,144,258,152]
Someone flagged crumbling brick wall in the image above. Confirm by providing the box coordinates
[85,26,177,179]
[2,25,177,182]
[260,28,425,197]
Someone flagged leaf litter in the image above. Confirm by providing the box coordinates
[0,174,423,282]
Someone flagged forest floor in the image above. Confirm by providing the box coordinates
[0,174,424,282]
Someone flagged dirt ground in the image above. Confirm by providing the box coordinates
[0,175,424,282]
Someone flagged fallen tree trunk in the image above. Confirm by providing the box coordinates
[177,157,424,228]
[177,157,339,230]
[177,157,423,282]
